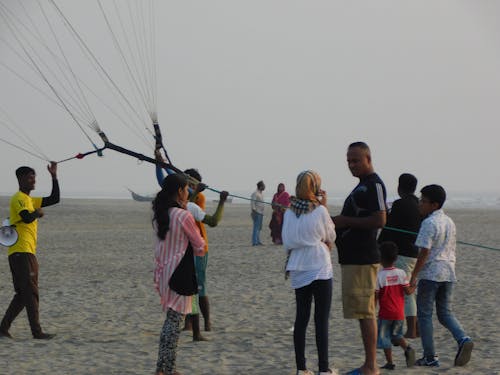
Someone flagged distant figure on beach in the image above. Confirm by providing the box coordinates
[269,183,290,245]
[250,180,265,246]
[154,150,229,341]
[0,162,60,340]
[410,184,473,367]
[152,173,206,375]
[332,142,387,375]
[282,170,337,375]
[378,173,421,338]
[375,241,416,370]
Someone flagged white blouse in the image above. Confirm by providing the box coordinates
[282,205,336,288]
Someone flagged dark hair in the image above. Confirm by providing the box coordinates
[398,173,417,194]
[380,241,398,264]
[152,174,187,240]
[420,184,446,209]
[257,180,265,189]
[348,141,370,152]
[184,168,202,182]
[16,166,35,179]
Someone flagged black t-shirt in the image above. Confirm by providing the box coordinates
[336,173,387,265]
[378,195,421,258]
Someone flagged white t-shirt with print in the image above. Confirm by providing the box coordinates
[415,209,457,282]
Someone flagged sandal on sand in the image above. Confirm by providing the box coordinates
[380,363,395,370]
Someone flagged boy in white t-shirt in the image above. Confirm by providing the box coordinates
[409,184,473,367]
[376,241,416,370]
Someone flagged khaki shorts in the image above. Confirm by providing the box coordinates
[341,264,379,319]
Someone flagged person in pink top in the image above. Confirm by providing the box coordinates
[152,173,206,375]
[269,182,291,245]
[375,242,415,371]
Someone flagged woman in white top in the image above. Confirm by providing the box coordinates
[282,170,337,375]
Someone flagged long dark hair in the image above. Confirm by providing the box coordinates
[152,173,188,239]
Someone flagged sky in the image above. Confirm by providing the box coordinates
[1,1,499,204]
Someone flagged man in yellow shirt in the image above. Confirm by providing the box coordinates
[0,162,60,340]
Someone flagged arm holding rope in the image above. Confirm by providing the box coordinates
[41,162,60,207]
[202,191,229,227]
[154,149,177,187]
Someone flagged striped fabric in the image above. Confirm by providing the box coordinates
[154,207,206,314]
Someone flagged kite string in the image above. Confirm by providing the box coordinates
[0,4,99,149]
[0,137,49,161]
[1,3,93,126]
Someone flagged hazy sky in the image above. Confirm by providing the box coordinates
[1,1,499,203]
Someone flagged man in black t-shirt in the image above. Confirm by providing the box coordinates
[333,142,387,375]
[378,173,421,338]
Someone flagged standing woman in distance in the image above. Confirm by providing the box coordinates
[152,174,206,375]
[269,182,291,245]
[282,171,338,375]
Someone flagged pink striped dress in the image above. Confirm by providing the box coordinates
[154,207,206,314]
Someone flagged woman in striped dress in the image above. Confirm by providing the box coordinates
[153,174,206,375]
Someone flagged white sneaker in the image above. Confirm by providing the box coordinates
[296,370,314,375]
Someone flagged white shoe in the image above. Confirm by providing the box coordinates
[296,370,314,375]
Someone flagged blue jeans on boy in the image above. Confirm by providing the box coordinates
[417,279,467,358]
[251,212,263,245]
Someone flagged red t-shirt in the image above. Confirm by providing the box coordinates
[376,267,409,320]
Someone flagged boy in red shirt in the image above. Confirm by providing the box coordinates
[376,241,416,370]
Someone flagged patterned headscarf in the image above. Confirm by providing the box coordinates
[288,170,321,217]
[289,196,319,217]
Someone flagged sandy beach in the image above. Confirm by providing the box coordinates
[0,197,499,375]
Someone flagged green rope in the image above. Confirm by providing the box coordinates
[205,188,500,252]
[384,226,500,252]
[206,186,274,206]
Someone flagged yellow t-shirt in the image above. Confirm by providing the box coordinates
[8,191,42,256]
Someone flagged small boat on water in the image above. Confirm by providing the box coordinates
[127,188,154,202]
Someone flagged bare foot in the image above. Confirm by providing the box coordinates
[193,334,209,341]
[359,365,380,375]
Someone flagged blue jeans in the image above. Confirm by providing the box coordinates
[251,212,263,245]
[294,279,332,372]
[417,279,467,358]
